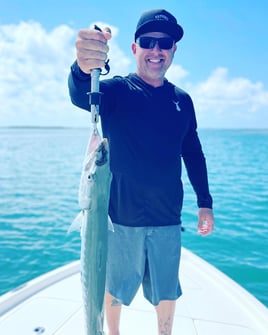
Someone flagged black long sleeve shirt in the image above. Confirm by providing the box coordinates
[68,61,212,227]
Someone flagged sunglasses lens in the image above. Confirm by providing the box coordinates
[137,37,153,48]
[137,37,174,50]
[159,38,174,49]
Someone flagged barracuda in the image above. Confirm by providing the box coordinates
[78,130,112,335]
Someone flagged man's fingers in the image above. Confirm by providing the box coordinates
[198,220,214,236]
[75,27,111,73]
[103,27,112,40]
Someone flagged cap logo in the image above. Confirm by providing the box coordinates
[154,14,169,21]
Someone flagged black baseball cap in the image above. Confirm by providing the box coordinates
[134,9,184,42]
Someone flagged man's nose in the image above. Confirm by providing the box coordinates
[152,41,162,51]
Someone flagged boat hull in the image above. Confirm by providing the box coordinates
[0,247,267,335]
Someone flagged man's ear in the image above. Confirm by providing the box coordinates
[131,42,137,54]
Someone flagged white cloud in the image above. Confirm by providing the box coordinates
[191,67,268,111]
[0,21,79,126]
[184,68,268,128]
[166,64,189,84]
[0,21,267,128]
[0,21,131,127]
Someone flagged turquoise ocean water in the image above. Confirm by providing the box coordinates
[0,127,267,307]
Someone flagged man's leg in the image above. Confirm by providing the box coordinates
[105,292,122,335]
[155,300,176,335]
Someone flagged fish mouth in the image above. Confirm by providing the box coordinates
[95,139,109,166]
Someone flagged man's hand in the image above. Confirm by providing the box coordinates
[75,27,112,74]
[197,208,214,236]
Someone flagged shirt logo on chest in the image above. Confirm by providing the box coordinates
[173,100,181,112]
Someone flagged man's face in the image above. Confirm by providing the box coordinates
[132,32,177,87]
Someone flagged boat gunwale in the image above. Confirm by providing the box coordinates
[0,261,80,316]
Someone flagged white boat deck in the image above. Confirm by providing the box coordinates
[0,247,267,334]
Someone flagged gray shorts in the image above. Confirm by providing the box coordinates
[106,223,182,306]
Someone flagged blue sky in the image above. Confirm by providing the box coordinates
[0,0,267,128]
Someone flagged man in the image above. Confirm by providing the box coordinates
[68,9,214,335]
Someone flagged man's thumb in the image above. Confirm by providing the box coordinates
[103,27,112,40]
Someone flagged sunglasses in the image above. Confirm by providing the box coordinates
[136,36,175,50]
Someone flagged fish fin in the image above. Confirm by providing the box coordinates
[68,210,84,234]
[108,215,114,232]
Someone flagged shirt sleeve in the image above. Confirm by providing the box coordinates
[68,60,91,111]
[181,95,213,209]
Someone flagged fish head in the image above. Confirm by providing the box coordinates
[78,137,111,210]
